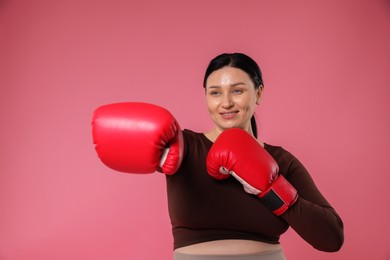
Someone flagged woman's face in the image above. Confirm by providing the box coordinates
[205,66,261,134]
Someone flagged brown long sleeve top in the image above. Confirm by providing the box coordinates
[166,129,344,251]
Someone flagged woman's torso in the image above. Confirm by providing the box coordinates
[166,129,290,251]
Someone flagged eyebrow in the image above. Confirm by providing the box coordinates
[207,82,247,88]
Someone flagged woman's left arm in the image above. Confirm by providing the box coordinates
[279,153,344,252]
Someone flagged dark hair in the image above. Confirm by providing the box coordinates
[203,53,264,138]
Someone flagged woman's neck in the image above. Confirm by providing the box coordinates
[204,128,264,147]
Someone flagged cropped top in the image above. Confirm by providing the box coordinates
[165,129,344,252]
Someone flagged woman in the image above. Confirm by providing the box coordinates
[92,53,344,260]
[166,53,344,259]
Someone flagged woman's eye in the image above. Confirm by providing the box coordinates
[210,91,220,96]
[232,89,243,94]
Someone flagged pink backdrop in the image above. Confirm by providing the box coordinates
[1,0,389,259]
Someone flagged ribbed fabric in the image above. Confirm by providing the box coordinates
[173,249,286,260]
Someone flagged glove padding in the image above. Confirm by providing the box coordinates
[92,102,183,175]
[207,128,298,215]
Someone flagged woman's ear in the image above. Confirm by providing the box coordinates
[256,85,263,105]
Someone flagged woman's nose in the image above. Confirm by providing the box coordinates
[221,93,233,108]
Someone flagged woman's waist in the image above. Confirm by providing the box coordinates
[174,239,282,255]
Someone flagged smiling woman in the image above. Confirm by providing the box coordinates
[203,53,264,142]
[92,53,344,260]
[204,66,262,142]
[166,53,343,259]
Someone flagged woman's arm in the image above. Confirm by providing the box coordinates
[279,152,344,252]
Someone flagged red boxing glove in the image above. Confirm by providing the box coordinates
[92,102,183,175]
[206,128,298,215]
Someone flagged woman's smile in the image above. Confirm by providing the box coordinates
[220,111,239,120]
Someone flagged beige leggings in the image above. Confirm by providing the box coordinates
[173,249,286,260]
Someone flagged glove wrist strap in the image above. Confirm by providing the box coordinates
[259,175,298,216]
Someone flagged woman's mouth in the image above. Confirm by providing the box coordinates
[220,111,238,119]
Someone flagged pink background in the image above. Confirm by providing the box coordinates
[1,0,389,259]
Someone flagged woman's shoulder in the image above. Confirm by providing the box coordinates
[182,129,213,147]
[180,129,213,160]
[264,143,308,177]
[264,143,298,165]
[182,128,200,136]
[182,129,204,140]
[264,143,288,156]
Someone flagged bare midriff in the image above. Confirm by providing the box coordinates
[174,240,282,255]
